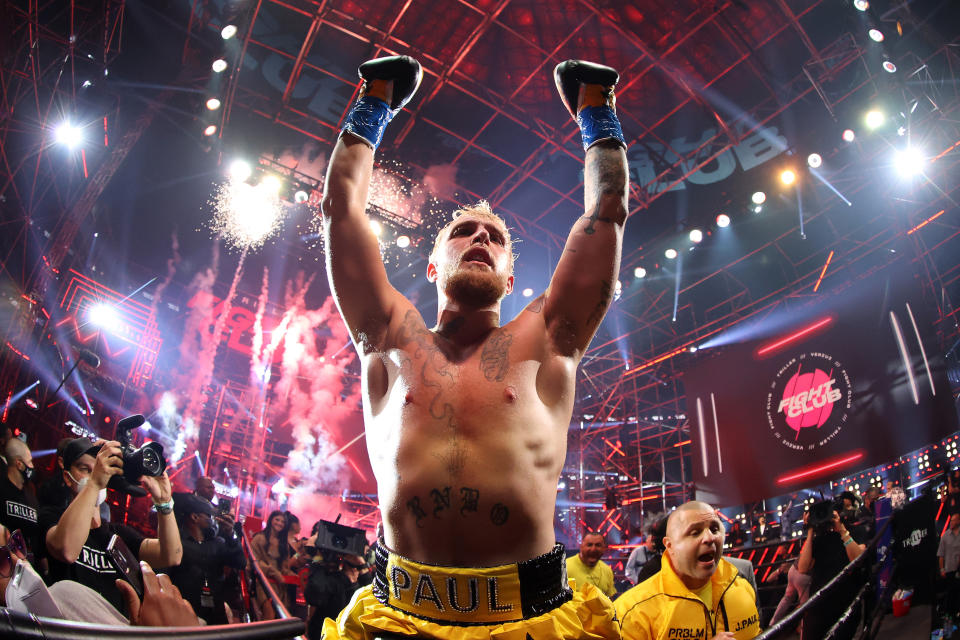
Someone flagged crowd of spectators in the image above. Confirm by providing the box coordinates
[2,422,959,638]
[0,431,378,637]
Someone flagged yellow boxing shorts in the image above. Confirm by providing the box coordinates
[321,541,618,639]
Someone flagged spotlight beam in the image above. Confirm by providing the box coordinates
[671,253,682,323]
[809,168,852,207]
[3,380,40,411]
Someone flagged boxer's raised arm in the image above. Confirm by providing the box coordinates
[321,56,423,353]
[541,61,629,358]
[542,141,627,357]
[322,136,401,351]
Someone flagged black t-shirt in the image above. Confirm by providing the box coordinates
[0,475,40,554]
[39,505,145,614]
[167,534,246,625]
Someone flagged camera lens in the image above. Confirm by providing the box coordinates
[141,447,162,475]
[332,534,347,549]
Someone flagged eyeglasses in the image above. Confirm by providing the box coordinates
[0,529,27,578]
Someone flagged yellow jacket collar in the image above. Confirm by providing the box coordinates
[659,552,740,599]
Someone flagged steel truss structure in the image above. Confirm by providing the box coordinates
[1,1,958,535]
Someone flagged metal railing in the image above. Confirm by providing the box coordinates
[756,518,891,640]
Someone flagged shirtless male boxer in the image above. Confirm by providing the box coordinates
[320,55,628,639]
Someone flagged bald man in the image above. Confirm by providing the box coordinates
[615,501,760,640]
[0,438,39,556]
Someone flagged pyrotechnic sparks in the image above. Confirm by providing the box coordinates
[210,178,286,250]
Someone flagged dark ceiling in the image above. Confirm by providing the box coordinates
[2,0,959,423]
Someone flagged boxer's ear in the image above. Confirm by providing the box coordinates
[504,275,514,295]
[427,262,438,283]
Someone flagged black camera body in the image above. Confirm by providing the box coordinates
[313,519,367,557]
[807,498,840,537]
[107,415,167,496]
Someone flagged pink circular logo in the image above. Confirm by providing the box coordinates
[779,368,836,433]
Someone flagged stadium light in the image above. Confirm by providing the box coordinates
[55,122,83,148]
[716,213,731,228]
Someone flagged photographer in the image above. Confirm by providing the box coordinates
[1,522,199,627]
[168,493,246,624]
[797,499,866,640]
[303,546,364,639]
[39,437,183,614]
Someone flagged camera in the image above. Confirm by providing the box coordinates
[117,414,167,480]
[313,519,367,556]
[107,415,167,496]
[807,499,839,537]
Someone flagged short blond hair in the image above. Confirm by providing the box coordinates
[430,201,514,269]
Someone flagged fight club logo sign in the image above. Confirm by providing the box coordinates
[766,352,853,451]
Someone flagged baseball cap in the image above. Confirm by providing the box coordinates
[178,493,215,516]
[62,438,102,469]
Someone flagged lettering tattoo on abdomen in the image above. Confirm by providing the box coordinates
[407,486,485,522]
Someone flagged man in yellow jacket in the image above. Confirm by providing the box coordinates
[615,501,760,639]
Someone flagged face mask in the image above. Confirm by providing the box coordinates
[65,471,106,504]
[204,525,218,540]
[18,463,33,482]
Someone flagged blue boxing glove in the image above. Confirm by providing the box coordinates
[341,55,423,150]
[554,59,626,151]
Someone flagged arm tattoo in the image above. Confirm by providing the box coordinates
[586,279,613,328]
[526,294,546,314]
[479,330,513,382]
[582,144,627,234]
[581,203,614,235]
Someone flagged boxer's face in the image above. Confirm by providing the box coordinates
[429,215,514,307]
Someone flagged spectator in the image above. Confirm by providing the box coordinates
[39,437,183,614]
[752,514,778,544]
[565,530,615,598]
[0,425,14,473]
[727,519,747,547]
[797,501,866,640]
[0,522,199,627]
[625,532,659,585]
[304,547,364,639]
[0,438,40,557]
[634,516,669,585]
[167,493,246,624]
[286,511,308,571]
[938,512,960,619]
[770,558,811,627]
[195,476,216,502]
[615,501,760,639]
[250,509,294,617]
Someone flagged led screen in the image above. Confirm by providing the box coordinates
[684,269,958,506]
